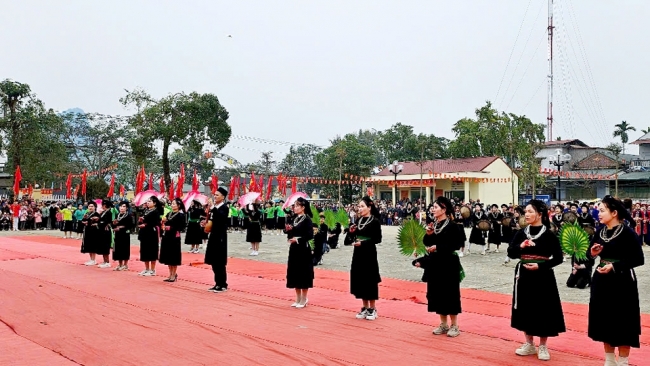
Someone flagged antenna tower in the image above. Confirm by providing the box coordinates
[546,0,555,141]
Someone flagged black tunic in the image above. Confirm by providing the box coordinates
[413,220,464,315]
[96,210,113,256]
[487,212,503,244]
[205,204,229,266]
[588,225,644,347]
[139,209,161,262]
[159,211,185,266]
[112,213,133,261]
[184,207,205,245]
[243,207,263,243]
[469,212,487,245]
[327,223,342,249]
[80,212,100,254]
[577,212,595,228]
[350,216,382,300]
[508,226,566,337]
[501,213,516,245]
[453,212,467,243]
[312,223,328,264]
[285,214,314,289]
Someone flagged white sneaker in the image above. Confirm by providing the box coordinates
[84,260,96,266]
[249,251,255,256]
[365,308,377,320]
[291,302,299,307]
[113,265,122,271]
[537,345,550,361]
[432,323,449,335]
[481,248,486,255]
[138,270,149,276]
[254,251,259,256]
[142,270,155,276]
[98,262,111,269]
[515,342,537,356]
[447,325,460,337]
[617,356,629,366]
[495,248,500,253]
[458,250,464,258]
[355,307,368,319]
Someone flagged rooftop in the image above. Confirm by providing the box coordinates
[631,132,650,145]
[375,156,500,176]
[543,139,590,148]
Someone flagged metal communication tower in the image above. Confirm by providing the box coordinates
[547,0,555,141]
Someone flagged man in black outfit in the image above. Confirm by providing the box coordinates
[205,187,230,292]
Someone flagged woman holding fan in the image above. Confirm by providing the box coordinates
[185,200,205,254]
[243,201,263,256]
[284,197,314,308]
[349,196,382,321]
[508,200,565,361]
[413,197,465,337]
[588,196,644,366]
[138,196,163,276]
[160,198,186,282]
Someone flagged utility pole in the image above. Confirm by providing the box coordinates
[547,0,555,141]
[336,148,345,204]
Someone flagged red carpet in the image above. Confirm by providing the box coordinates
[0,236,646,365]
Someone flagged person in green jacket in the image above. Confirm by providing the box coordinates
[73,204,86,239]
[275,202,286,236]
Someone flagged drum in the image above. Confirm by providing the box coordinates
[460,206,471,219]
[550,222,558,234]
[584,225,595,236]
[563,212,578,225]
[501,217,512,227]
[518,216,528,229]
[477,220,491,231]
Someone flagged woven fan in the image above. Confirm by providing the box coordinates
[310,205,320,222]
[558,222,590,261]
[336,209,350,228]
[397,219,427,257]
[324,210,337,230]
[308,238,315,250]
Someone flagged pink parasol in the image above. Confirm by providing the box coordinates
[282,192,308,209]
[183,190,209,209]
[238,192,261,207]
[133,190,164,206]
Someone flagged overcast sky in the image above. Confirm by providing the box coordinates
[2,1,648,164]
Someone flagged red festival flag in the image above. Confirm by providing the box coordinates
[13,166,22,196]
[107,173,115,197]
[81,169,87,196]
[227,177,235,200]
[211,173,218,195]
[65,173,72,199]
[266,176,273,200]
[175,176,183,199]
[119,184,125,197]
[192,169,199,191]
[148,173,154,191]
[168,178,174,199]
[159,176,166,195]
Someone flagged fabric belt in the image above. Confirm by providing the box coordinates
[599,258,619,268]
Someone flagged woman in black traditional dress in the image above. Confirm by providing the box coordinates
[185,200,205,254]
[112,201,133,271]
[80,202,100,266]
[327,222,342,249]
[503,206,524,265]
[243,202,263,256]
[508,199,565,361]
[487,204,503,253]
[413,197,465,337]
[468,203,487,255]
[349,196,382,321]
[284,197,314,308]
[588,196,644,366]
[551,204,564,230]
[160,198,186,282]
[95,200,114,269]
[137,196,163,277]
[312,214,328,266]
[452,204,467,257]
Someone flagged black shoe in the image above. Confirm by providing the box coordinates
[214,286,228,292]
[208,286,218,292]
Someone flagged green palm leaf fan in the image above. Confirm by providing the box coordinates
[324,210,337,230]
[558,223,590,261]
[310,205,320,222]
[336,209,350,228]
[397,218,427,257]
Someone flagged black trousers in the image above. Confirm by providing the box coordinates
[211,264,228,288]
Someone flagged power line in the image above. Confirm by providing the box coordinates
[494,0,534,106]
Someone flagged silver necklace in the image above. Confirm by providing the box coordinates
[554,214,562,221]
[580,212,589,219]
[357,216,373,230]
[293,214,306,226]
[475,212,482,219]
[116,212,127,221]
[433,218,450,234]
[524,225,546,240]
[491,212,499,219]
[599,224,624,243]
[167,211,180,221]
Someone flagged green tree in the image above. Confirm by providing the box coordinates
[377,123,448,163]
[120,89,231,189]
[613,121,636,154]
[0,79,69,184]
[641,127,650,135]
[315,134,375,203]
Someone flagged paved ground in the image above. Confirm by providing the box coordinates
[3,225,649,312]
